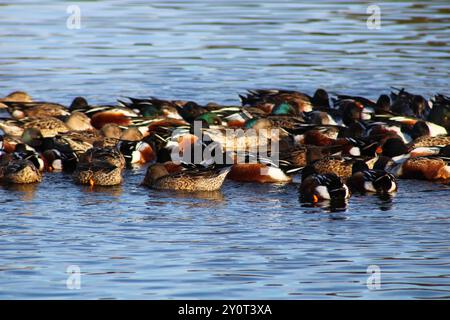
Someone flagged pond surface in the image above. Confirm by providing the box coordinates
[0,0,450,299]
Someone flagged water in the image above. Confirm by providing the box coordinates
[0,0,450,299]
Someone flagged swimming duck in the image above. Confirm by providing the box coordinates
[79,147,126,170]
[375,155,450,181]
[0,119,25,137]
[12,143,45,171]
[0,159,42,184]
[377,137,410,158]
[409,135,450,148]
[65,111,95,131]
[119,97,184,120]
[142,163,231,191]
[299,165,350,203]
[400,157,450,181]
[390,88,431,119]
[4,101,70,119]
[23,117,70,137]
[117,140,155,165]
[240,88,330,113]
[347,160,397,194]
[336,94,391,114]
[0,91,33,103]
[73,161,122,186]
[428,94,450,130]
[227,163,291,183]
[42,148,78,172]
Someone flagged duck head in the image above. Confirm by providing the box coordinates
[143,163,169,186]
[66,111,94,131]
[311,88,330,109]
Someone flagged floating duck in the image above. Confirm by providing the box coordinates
[142,163,231,191]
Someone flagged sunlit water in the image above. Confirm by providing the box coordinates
[0,0,450,299]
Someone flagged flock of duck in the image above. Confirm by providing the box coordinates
[0,87,449,205]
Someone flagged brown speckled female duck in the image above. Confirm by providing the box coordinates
[142,163,231,191]
[0,159,42,184]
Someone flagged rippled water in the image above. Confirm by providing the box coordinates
[1,0,450,299]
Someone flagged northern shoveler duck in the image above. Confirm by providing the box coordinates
[87,105,139,130]
[375,155,450,181]
[400,157,450,181]
[332,98,369,126]
[119,97,184,120]
[142,163,231,191]
[335,94,391,114]
[42,148,78,172]
[428,94,450,130]
[119,127,144,141]
[347,160,397,194]
[0,159,42,184]
[0,91,33,103]
[11,143,45,171]
[100,123,122,139]
[69,97,89,112]
[239,88,330,113]
[299,165,350,203]
[65,111,95,131]
[23,117,69,137]
[117,140,155,165]
[73,162,122,186]
[227,163,291,183]
[390,87,431,120]
[79,147,126,170]
[407,120,447,139]
[0,119,24,137]
[379,137,410,158]
[4,101,70,119]
[305,146,359,179]
[410,135,450,148]
[309,156,354,179]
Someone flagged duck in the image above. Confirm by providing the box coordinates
[305,145,359,179]
[347,160,397,194]
[117,140,155,165]
[142,163,231,191]
[227,163,291,183]
[390,87,431,120]
[87,105,139,130]
[399,157,450,181]
[11,143,45,171]
[336,93,391,114]
[73,162,122,186]
[374,155,450,181]
[409,135,450,149]
[0,119,24,137]
[0,159,42,184]
[119,97,184,120]
[0,91,33,103]
[79,147,126,170]
[299,165,350,203]
[239,88,330,113]
[4,101,70,119]
[428,94,450,130]
[379,137,410,158]
[22,117,70,137]
[65,111,95,131]
[42,148,78,172]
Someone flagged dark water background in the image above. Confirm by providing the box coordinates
[0,0,450,299]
